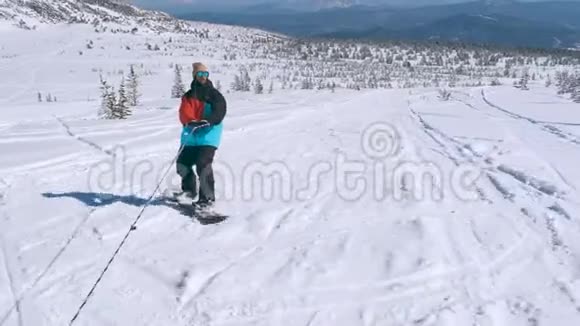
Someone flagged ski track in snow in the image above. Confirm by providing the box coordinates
[0,238,23,326]
[180,233,534,325]
[406,94,554,302]
[176,206,311,315]
[481,89,580,146]
[0,207,99,325]
[445,90,577,203]
[420,91,576,205]
[454,90,579,196]
[410,90,580,324]
[54,116,115,157]
[407,100,491,202]
[413,92,578,238]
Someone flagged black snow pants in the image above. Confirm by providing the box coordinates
[176,145,216,203]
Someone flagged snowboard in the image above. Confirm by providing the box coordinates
[193,207,229,225]
[163,190,228,224]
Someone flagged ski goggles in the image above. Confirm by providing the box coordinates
[195,71,209,78]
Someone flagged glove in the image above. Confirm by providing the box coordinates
[186,120,210,129]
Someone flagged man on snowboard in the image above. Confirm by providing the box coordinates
[176,62,226,209]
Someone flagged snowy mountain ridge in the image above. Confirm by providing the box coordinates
[294,0,358,10]
[0,0,195,33]
[480,0,518,6]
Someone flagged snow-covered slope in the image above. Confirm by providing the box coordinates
[2,3,580,326]
[0,0,194,33]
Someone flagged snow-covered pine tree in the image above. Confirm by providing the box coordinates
[571,74,580,102]
[242,69,251,92]
[231,75,242,91]
[105,86,117,119]
[556,71,575,95]
[254,78,263,94]
[98,75,111,119]
[490,78,502,86]
[556,71,567,94]
[438,88,451,101]
[301,78,313,90]
[519,70,530,90]
[448,74,457,88]
[268,80,273,94]
[545,74,552,87]
[572,84,580,103]
[116,76,131,119]
[171,64,185,98]
[97,75,114,119]
[432,75,441,87]
[127,64,140,106]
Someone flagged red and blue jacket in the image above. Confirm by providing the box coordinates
[179,80,226,148]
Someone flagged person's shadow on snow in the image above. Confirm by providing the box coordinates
[41,191,194,218]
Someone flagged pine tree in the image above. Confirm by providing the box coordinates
[107,87,117,119]
[242,69,251,92]
[231,75,242,91]
[519,70,529,90]
[171,64,185,98]
[254,78,263,94]
[556,71,570,94]
[448,74,457,88]
[572,75,580,103]
[37,92,42,102]
[490,78,502,86]
[438,88,451,101]
[545,74,552,87]
[268,80,273,94]
[555,71,568,94]
[127,64,140,106]
[301,78,313,90]
[98,75,113,119]
[572,85,580,103]
[116,76,131,119]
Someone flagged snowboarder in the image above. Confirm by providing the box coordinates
[176,62,227,209]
